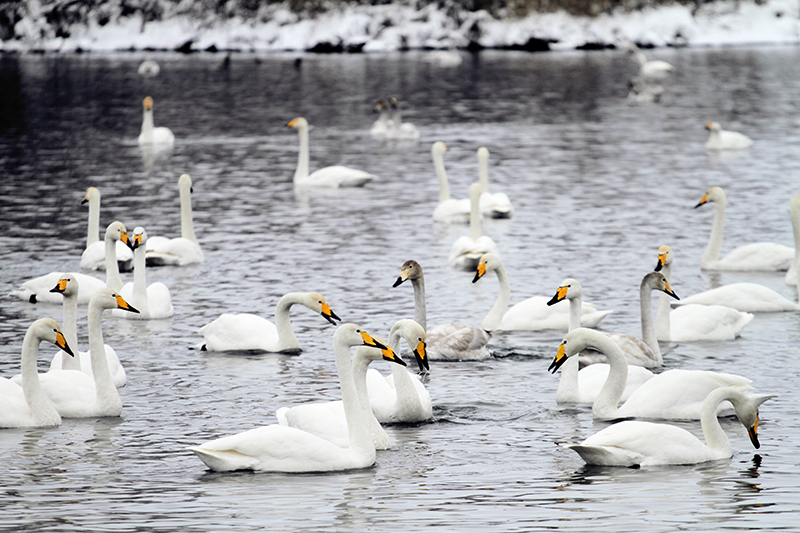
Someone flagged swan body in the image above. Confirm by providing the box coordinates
[145,174,204,266]
[138,59,160,77]
[114,227,173,320]
[473,253,612,332]
[654,245,754,341]
[550,328,774,420]
[672,284,799,313]
[548,279,653,404]
[695,186,794,271]
[422,50,462,67]
[287,117,375,188]
[705,122,753,150]
[196,292,340,352]
[477,147,514,219]
[627,78,663,104]
[448,183,498,271]
[394,260,492,361]
[79,187,133,271]
[138,96,174,146]
[189,324,388,473]
[16,288,139,418]
[431,141,471,223]
[625,43,673,80]
[0,318,73,428]
[786,194,800,285]
[569,386,762,467]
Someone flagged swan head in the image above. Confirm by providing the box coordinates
[127,226,148,250]
[477,146,489,161]
[726,388,761,449]
[179,174,193,194]
[82,187,100,206]
[393,260,423,287]
[390,319,428,372]
[472,253,501,283]
[549,327,607,373]
[654,245,673,272]
[304,293,341,325]
[373,99,386,113]
[286,117,308,130]
[49,273,79,298]
[547,278,582,306]
[143,96,154,111]
[432,141,448,156]
[34,317,75,358]
[642,271,679,300]
[90,287,139,314]
[106,221,133,250]
[334,323,388,350]
[694,186,725,209]
[705,121,721,132]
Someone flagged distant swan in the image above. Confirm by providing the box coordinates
[431,141,471,223]
[472,253,612,332]
[625,42,673,80]
[370,99,392,138]
[0,318,73,428]
[477,147,514,219]
[695,186,794,271]
[386,97,420,140]
[287,117,375,188]
[787,194,800,286]
[138,59,160,78]
[627,78,663,104]
[549,327,774,420]
[705,122,752,150]
[189,324,388,473]
[138,96,174,146]
[393,260,491,361]
[79,187,133,272]
[195,292,340,352]
[114,227,174,320]
[568,386,761,467]
[145,174,204,266]
[654,245,754,341]
[448,183,498,271]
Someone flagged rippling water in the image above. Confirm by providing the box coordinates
[1,47,799,532]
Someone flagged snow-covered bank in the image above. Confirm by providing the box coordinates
[2,0,798,53]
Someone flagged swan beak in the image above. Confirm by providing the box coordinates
[414,340,429,372]
[381,345,407,367]
[662,280,680,300]
[128,232,143,250]
[655,252,668,272]
[472,262,487,283]
[49,278,69,294]
[360,331,387,351]
[694,193,708,209]
[748,418,760,449]
[321,303,340,325]
[115,294,140,314]
[549,341,569,373]
[705,122,713,130]
[54,329,75,357]
[287,118,298,128]
[81,193,89,205]
[547,285,569,306]
[392,276,406,288]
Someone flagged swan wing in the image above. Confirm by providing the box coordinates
[196,313,279,351]
[80,240,134,270]
[302,166,375,188]
[433,198,471,223]
[278,401,350,448]
[577,364,654,403]
[11,272,105,305]
[669,304,753,341]
[146,237,204,266]
[717,243,793,271]
[145,282,174,319]
[0,378,36,428]
[675,283,799,312]
[427,322,491,360]
[50,345,126,388]
[479,192,514,219]
[13,369,97,418]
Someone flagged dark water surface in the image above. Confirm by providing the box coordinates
[1,47,799,531]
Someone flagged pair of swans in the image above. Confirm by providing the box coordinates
[704,122,753,150]
[195,292,340,352]
[80,187,133,271]
[1,318,73,428]
[696,186,794,271]
[472,253,612,333]
[145,174,204,266]
[11,221,131,304]
[138,96,174,146]
[448,183,498,270]
[287,117,375,188]
[394,259,491,360]
[370,98,420,141]
[189,324,393,473]
[113,227,174,320]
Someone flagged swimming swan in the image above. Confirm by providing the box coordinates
[695,186,794,271]
[547,278,653,404]
[448,183,498,271]
[568,386,762,467]
[625,42,674,80]
[549,327,774,420]
[145,174,204,266]
[79,187,133,271]
[431,141,471,223]
[477,147,514,219]
[138,96,174,146]
[114,227,173,320]
[393,260,491,361]
[195,292,341,352]
[366,319,432,423]
[654,245,754,341]
[704,122,753,150]
[0,318,73,428]
[189,324,388,473]
[386,97,420,140]
[370,99,392,138]
[472,253,612,332]
[287,117,375,188]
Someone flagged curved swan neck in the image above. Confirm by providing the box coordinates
[482,262,510,330]
[293,125,310,183]
[700,387,735,456]
[21,328,60,424]
[589,332,629,418]
[334,336,372,454]
[274,293,302,351]
[702,194,726,266]
[60,292,81,371]
[104,235,123,291]
[87,301,120,410]
[87,194,100,247]
[639,278,662,364]
[410,277,427,331]
[656,262,672,341]
[180,184,197,242]
[433,150,450,203]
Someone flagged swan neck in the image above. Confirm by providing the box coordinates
[411,277,427,331]
[591,333,629,419]
[88,302,120,409]
[434,151,450,203]
[335,339,372,454]
[478,153,489,193]
[703,197,726,266]
[351,351,374,414]
[568,296,582,332]
[60,294,81,371]
[274,294,301,351]
[656,263,672,341]
[141,109,154,140]
[180,185,197,242]
[294,125,310,183]
[104,235,123,291]
[389,330,419,407]
[482,263,510,330]
[20,328,59,424]
[556,346,581,403]
[701,387,734,456]
[469,190,481,242]
[87,196,100,247]
[639,280,662,364]
[791,199,800,262]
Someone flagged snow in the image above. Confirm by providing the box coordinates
[2,0,798,53]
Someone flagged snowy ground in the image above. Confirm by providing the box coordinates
[3,0,799,53]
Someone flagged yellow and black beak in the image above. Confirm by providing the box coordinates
[287,118,297,128]
[321,303,340,325]
[413,339,429,372]
[704,122,713,131]
[392,270,409,288]
[81,193,89,205]
[128,232,143,251]
[472,261,487,284]
[655,252,667,272]
[115,294,140,314]
[360,330,388,351]
[662,280,680,301]
[548,341,569,374]
[381,345,407,367]
[54,329,75,358]
[49,278,69,294]
[748,418,760,449]
[547,285,569,307]
[694,193,709,209]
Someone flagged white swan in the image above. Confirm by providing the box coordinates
[10,221,130,304]
[549,327,774,420]
[786,194,800,285]
[671,283,799,313]
[195,292,340,352]
[47,274,127,387]
[113,227,173,320]
[79,187,133,271]
[477,147,514,219]
[627,78,663,104]
[276,336,407,450]
[472,253,612,332]
[17,288,139,418]
[547,278,653,404]
[654,245,754,341]
[138,96,174,146]
[393,260,491,361]
[705,122,753,150]
[370,99,392,138]
[366,319,432,423]
[625,42,674,80]
[287,117,375,188]
[422,49,463,67]
[0,318,73,428]
[386,97,420,140]
[145,174,204,266]
[431,141,471,223]
[189,324,387,473]
[695,186,794,271]
[138,58,160,78]
[568,386,761,467]
[448,183,498,271]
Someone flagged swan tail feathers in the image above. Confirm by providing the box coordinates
[188,446,259,472]
[568,444,644,467]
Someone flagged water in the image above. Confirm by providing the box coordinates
[1,47,799,532]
